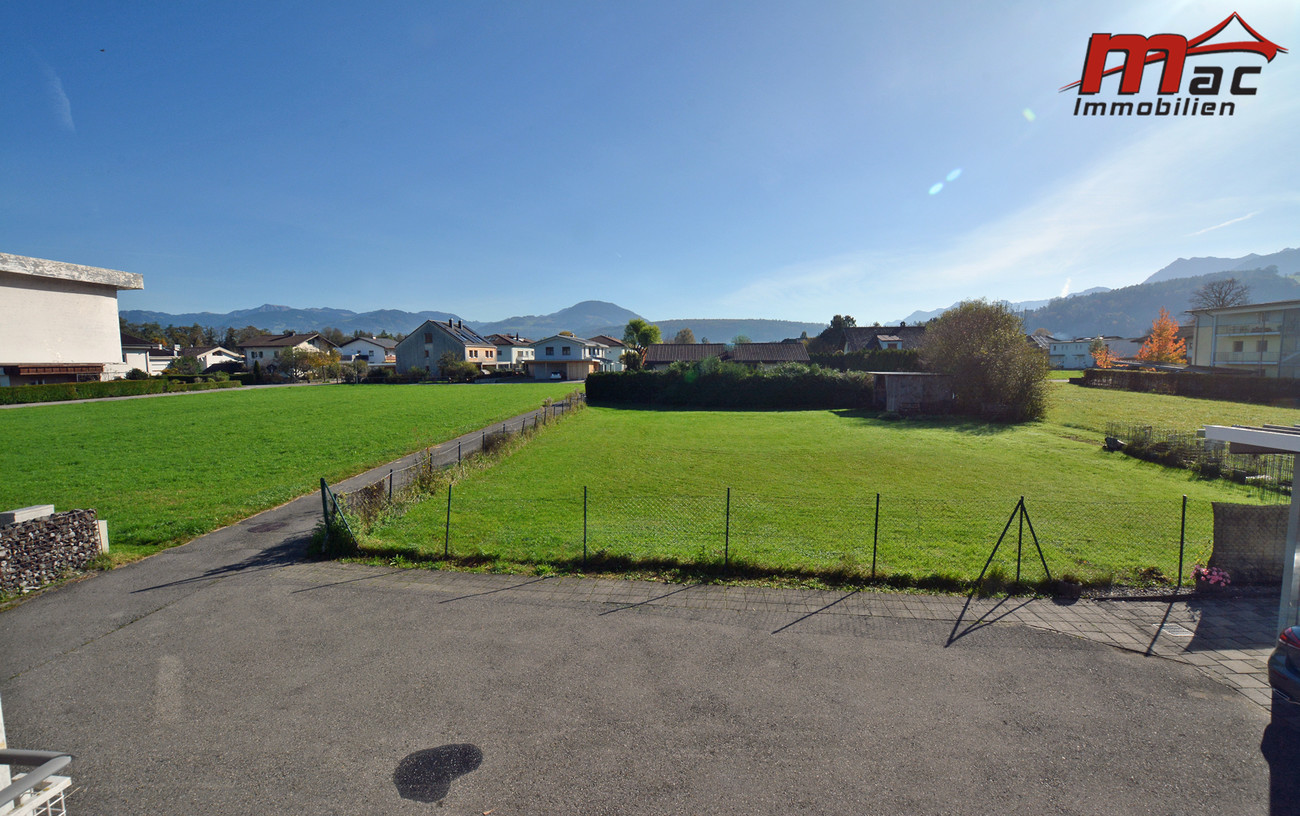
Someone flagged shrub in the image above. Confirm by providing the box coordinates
[125,368,149,380]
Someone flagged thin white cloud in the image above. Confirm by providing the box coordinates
[42,65,75,133]
[1060,278,1071,298]
[1188,211,1259,237]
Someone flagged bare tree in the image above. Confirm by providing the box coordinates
[1191,277,1250,310]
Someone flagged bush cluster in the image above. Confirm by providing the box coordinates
[0,378,241,405]
[586,361,873,409]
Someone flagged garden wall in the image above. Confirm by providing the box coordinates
[0,509,104,594]
[1210,502,1289,584]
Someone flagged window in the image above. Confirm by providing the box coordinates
[424,350,429,358]
[1232,341,1244,352]
[470,349,478,358]
[562,346,571,356]
[424,332,433,343]
[1257,340,1269,352]
[546,346,554,355]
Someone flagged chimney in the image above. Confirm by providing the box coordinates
[457,320,462,329]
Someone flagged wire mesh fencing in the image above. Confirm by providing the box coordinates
[360,485,1227,588]
[1104,421,1293,500]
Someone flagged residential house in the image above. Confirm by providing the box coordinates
[842,325,927,353]
[486,334,535,372]
[526,335,608,381]
[1047,338,1095,370]
[180,345,244,371]
[1188,299,1300,378]
[241,333,338,372]
[721,343,810,368]
[588,335,629,372]
[148,346,179,375]
[395,319,498,376]
[1026,334,1054,356]
[337,336,398,368]
[120,332,157,374]
[0,252,144,386]
[642,343,727,371]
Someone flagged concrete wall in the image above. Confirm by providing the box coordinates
[0,509,104,595]
[1209,502,1289,584]
[0,270,123,366]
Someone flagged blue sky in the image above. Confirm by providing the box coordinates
[3,1,1297,324]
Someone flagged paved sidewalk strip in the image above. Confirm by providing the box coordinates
[286,561,1280,709]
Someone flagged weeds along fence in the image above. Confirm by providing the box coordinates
[1105,421,1293,499]
[319,391,585,551]
[346,483,1220,588]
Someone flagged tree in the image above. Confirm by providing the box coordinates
[730,334,752,346]
[1190,277,1250,310]
[310,349,342,382]
[1089,337,1117,369]
[558,330,576,337]
[1136,308,1187,364]
[620,350,642,371]
[319,326,347,346]
[344,358,369,383]
[672,327,696,344]
[622,319,662,363]
[919,299,1048,422]
[165,355,201,375]
[437,351,479,382]
[276,347,315,381]
[808,314,857,354]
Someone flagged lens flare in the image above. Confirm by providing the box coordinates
[946,168,962,182]
[1022,108,1036,122]
[928,182,943,195]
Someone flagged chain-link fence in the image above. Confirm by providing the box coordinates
[1105,421,1293,500]
[355,483,1221,588]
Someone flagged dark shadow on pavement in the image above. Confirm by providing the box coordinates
[945,592,1037,646]
[393,743,483,803]
[438,576,552,604]
[599,583,698,615]
[1261,716,1300,816]
[129,536,306,594]
[772,591,858,635]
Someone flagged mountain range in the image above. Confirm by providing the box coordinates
[123,246,1299,343]
[120,300,827,344]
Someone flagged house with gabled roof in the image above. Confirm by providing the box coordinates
[486,333,535,372]
[180,345,244,371]
[643,343,727,371]
[395,319,498,377]
[526,335,607,381]
[588,334,629,371]
[338,336,398,368]
[241,333,337,372]
[843,325,927,353]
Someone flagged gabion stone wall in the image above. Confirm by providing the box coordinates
[0,509,101,595]
[1210,502,1288,584]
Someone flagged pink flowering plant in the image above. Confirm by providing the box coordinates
[1192,564,1231,587]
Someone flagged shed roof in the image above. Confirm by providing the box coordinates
[644,343,727,364]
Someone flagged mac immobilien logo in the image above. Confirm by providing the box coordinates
[1062,12,1286,118]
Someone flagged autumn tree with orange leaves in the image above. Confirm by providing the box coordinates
[1089,337,1117,368]
[1136,308,1187,364]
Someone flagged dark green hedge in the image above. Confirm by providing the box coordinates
[1082,368,1300,406]
[586,365,873,409]
[808,348,920,372]
[0,378,241,405]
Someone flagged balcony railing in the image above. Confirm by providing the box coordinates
[1214,351,1281,363]
[1215,323,1281,336]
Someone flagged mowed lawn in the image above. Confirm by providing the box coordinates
[367,386,1300,585]
[0,383,573,559]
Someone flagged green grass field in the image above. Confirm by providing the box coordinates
[363,385,1300,586]
[0,383,573,560]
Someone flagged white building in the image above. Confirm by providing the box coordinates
[0,252,144,386]
[486,334,535,371]
[337,336,397,368]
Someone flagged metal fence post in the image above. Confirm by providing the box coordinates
[583,486,588,567]
[724,487,731,568]
[458,441,462,463]
[1177,495,1188,589]
[1016,496,1025,583]
[320,478,331,547]
[444,483,452,559]
[388,468,394,502]
[872,493,880,579]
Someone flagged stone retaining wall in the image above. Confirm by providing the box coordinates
[0,509,103,595]
[1210,502,1289,584]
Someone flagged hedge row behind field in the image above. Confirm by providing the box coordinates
[1082,368,1300,406]
[808,348,920,372]
[0,378,241,405]
[586,365,874,409]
